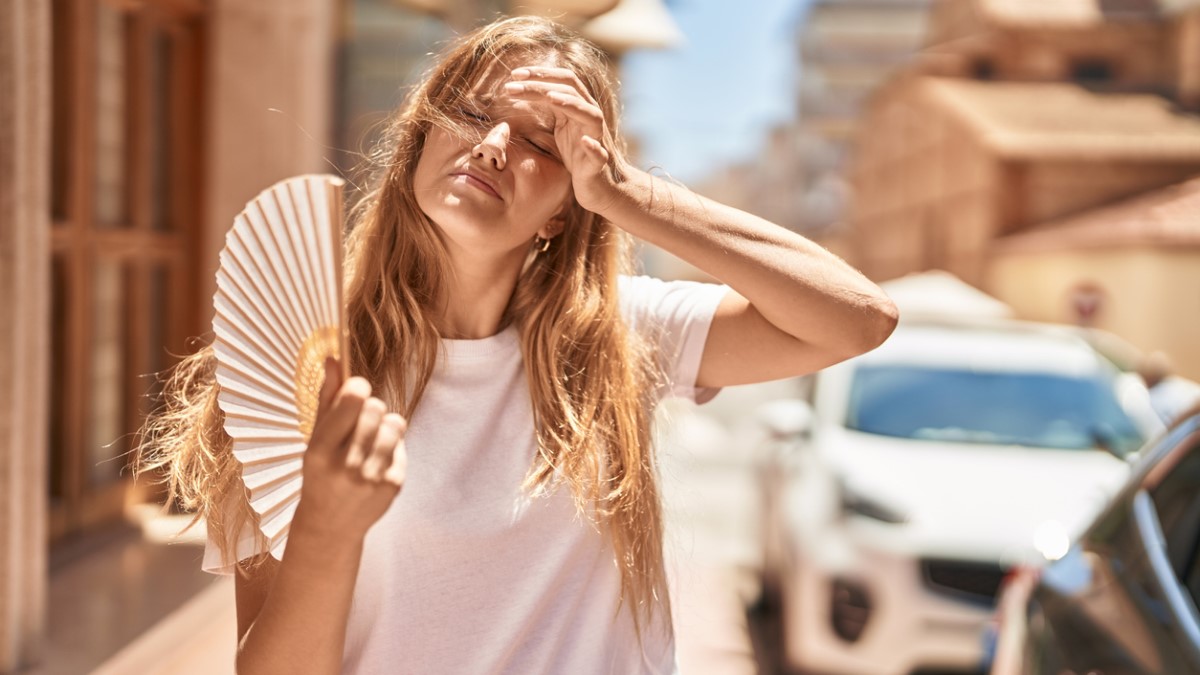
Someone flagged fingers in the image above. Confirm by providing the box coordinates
[545,92,608,131]
[365,413,407,486]
[307,365,408,490]
[315,357,342,423]
[382,425,408,488]
[580,135,609,162]
[344,396,387,469]
[504,81,605,127]
[510,67,597,105]
[504,80,577,99]
[307,375,372,458]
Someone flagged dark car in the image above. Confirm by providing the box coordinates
[987,409,1200,675]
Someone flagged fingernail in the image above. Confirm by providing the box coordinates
[504,82,525,93]
[511,68,529,78]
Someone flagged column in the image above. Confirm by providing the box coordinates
[201,0,339,308]
[0,0,50,671]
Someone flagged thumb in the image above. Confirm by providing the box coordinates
[315,356,341,423]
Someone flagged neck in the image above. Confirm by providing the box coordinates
[436,246,527,339]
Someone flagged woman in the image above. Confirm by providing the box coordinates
[138,16,897,675]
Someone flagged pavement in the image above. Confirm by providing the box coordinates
[93,579,237,675]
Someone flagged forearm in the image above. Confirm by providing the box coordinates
[236,517,363,675]
[598,168,897,354]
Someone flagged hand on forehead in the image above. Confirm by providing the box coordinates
[465,54,595,128]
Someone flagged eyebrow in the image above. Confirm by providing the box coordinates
[469,93,555,136]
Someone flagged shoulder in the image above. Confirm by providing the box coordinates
[617,274,729,334]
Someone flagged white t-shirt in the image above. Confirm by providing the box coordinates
[204,275,729,675]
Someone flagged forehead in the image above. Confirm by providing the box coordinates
[464,51,560,128]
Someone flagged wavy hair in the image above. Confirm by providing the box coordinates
[136,16,669,634]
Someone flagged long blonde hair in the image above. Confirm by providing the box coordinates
[137,16,669,631]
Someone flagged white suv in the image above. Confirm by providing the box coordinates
[758,318,1163,675]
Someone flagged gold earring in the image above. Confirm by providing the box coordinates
[535,236,551,253]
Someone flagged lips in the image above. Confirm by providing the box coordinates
[451,168,502,200]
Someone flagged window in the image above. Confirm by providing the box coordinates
[1149,441,1200,608]
[971,59,995,81]
[1072,60,1114,84]
[846,366,1144,455]
[49,0,206,541]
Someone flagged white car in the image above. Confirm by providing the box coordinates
[757,318,1163,675]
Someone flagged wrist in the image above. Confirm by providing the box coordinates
[286,503,366,568]
[582,161,645,223]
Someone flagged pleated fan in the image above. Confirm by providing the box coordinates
[211,174,349,561]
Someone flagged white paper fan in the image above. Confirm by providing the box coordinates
[211,174,349,561]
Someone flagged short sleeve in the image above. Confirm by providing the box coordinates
[619,275,730,404]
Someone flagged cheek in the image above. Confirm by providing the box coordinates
[412,140,453,209]
[411,161,436,216]
[519,157,572,210]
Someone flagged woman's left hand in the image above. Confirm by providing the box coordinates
[504,66,624,215]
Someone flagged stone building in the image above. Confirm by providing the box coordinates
[990,177,1200,379]
[921,0,1174,89]
[846,0,1200,379]
[851,76,1200,283]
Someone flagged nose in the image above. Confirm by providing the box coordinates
[472,122,509,170]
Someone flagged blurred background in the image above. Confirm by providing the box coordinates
[3,0,1200,673]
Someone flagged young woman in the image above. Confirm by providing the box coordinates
[138,16,897,675]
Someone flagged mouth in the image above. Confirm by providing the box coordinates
[451,170,502,200]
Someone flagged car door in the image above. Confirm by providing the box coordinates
[1022,418,1200,675]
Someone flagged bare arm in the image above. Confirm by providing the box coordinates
[595,174,898,387]
[233,532,363,674]
[507,66,898,387]
[233,360,408,674]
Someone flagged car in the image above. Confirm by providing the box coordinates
[756,317,1164,675]
[987,407,1200,675]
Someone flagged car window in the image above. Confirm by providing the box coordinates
[846,366,1144,454]
[1149,440,1200,609]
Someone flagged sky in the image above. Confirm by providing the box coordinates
[620,0,810,184]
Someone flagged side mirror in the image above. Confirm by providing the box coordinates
[756,398,815,441]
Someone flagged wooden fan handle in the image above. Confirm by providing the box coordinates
[327,176,351,381]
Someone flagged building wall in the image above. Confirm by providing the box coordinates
[990,25,1171,89]
[202,0,339,305]
[1173,8,1200,108]
[0,0,340,670]
[988,247,1200,380]
[924,1,1172,93]
[1016,161,1200,229]
[850,72,1200,287]
[850,82,1000,284]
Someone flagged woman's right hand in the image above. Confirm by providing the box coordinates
[291,357,408,544]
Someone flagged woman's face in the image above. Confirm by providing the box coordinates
[413,53,574,265]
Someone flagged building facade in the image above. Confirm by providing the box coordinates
[846,0,1200,379]
[3,0,339,668]
[795,0,934,232]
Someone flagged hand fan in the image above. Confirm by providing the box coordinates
[211,174,349,561]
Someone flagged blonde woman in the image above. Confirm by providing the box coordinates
[138,16,897,675]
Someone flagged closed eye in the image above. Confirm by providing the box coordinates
[524,137,556,157]
[458,107,488,124]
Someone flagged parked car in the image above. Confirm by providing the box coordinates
[987,408,1200,675]
[757,318,1164,675]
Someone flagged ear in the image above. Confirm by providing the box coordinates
[537,205,569,240]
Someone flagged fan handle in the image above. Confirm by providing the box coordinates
[327,176,351,382]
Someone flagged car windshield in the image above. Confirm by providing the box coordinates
[846,366,1144,455]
